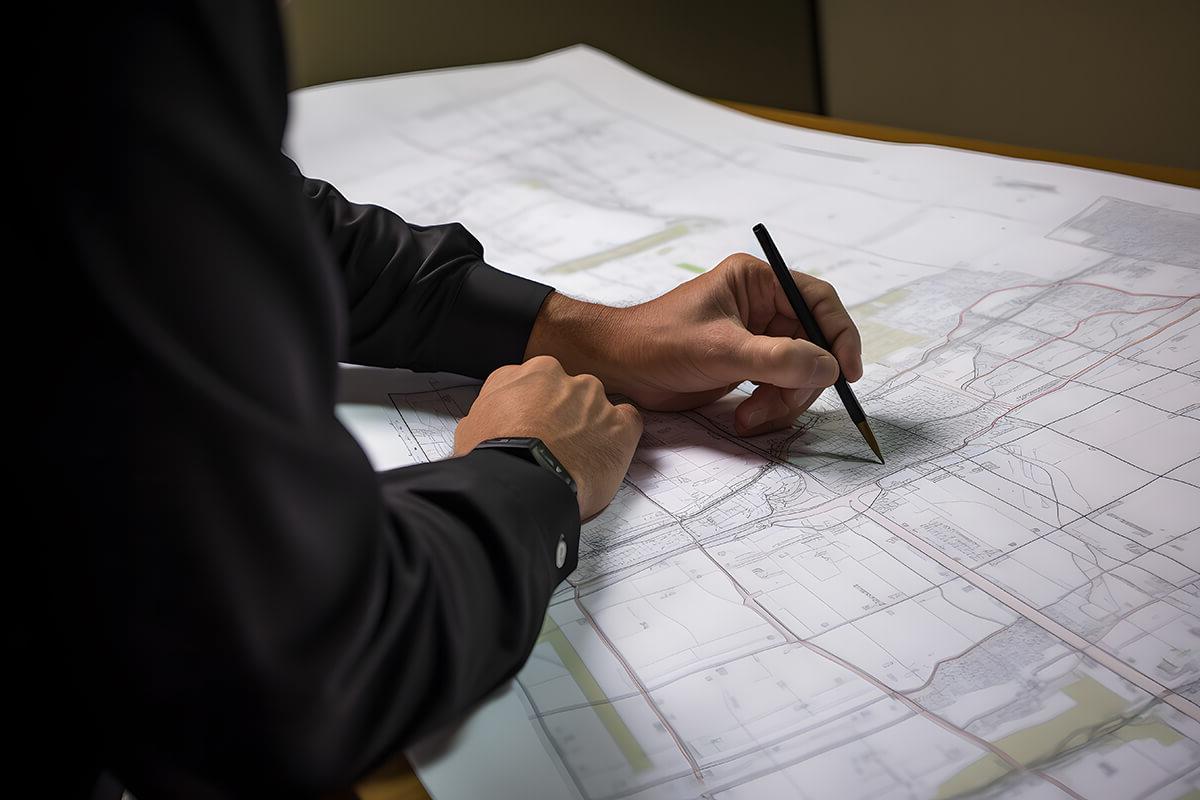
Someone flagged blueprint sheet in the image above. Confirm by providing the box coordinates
[288,47,1200,800]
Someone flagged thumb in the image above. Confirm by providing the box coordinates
[717,331,840,389]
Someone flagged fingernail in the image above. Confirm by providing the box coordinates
[809,354,837,386]
[746,409,765,428]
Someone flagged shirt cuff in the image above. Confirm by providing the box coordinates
[463,449,581,583]
[436,263,554,379]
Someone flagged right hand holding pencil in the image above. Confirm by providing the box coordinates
[524,253,863,437]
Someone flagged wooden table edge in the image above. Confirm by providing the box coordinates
[715,99,1200,189]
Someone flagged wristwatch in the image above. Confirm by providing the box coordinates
[474,437,577,570]
[474,437,578,496]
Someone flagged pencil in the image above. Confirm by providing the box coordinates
[752,223,884,464]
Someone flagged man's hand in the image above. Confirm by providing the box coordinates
[455,356,643,519]
[526,253,863,436]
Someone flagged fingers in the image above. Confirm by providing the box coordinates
[581,401,642,520]
[466,354,645,523]
[734,384,822,437]
[735,383,790,434]
[791,273,863,382]
[723,255,864,383]
[715,328,840,390]
[632,383,739,412]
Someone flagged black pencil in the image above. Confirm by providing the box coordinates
[752,223,884,464]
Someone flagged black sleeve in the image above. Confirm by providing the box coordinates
[24,2,578,796]
[287,159,554,377]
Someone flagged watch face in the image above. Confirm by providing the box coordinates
[530,443,578,495]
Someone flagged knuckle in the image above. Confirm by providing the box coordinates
[718,253,755,273]
[744,254,771,271]
[570,372,604,393]
[700,326,737,361]
[487,364,516,381]
[616,403,643,432]
[805,280,845,315]
[810,277,835,295]
[525,354,562,372]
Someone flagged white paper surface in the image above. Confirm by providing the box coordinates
[296,47,1200,800]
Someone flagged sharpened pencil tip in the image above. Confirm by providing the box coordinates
[856,420,884,465]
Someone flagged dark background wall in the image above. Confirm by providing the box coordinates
[820,0,1200,170]
[282,0,822,112]
[282,0,1200,169]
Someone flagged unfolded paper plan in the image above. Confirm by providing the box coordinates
[288,47,1200,800]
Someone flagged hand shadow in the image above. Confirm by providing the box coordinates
[763,409,923,468]
[335,364,479,408]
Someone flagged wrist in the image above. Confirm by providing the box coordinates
[473,436,578,497]
[525,293,639,393]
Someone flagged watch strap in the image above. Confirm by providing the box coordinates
[474,437,577,496]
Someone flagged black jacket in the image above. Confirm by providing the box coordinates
[20,2,578,796]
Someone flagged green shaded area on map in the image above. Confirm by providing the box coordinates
[936,676,1184,799]
[676,262,706,274]
[544,218,712,274]
[850,286,910,314]
[856,319,928,365]
[849,288,929,364]
[537,616,653,772]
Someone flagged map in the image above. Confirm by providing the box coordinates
[289,47,1200,800]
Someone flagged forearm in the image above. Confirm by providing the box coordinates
[524,292,640,393]
[290,160,554,377]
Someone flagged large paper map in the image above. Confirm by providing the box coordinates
[288,47,1200,800]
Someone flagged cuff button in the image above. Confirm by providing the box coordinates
[555,536,568,569]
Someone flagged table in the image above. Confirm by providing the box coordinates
[720,102,1200,189]
[351,103,1199,800]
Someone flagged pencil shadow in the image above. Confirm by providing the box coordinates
[772,409,923,468]
[809,451,882,466]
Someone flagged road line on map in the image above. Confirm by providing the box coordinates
[962,298,1194,393]
[855,504,1200,722]
[572,588,705,780]
[751,603,1085,798]
[963,305,1200,447]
